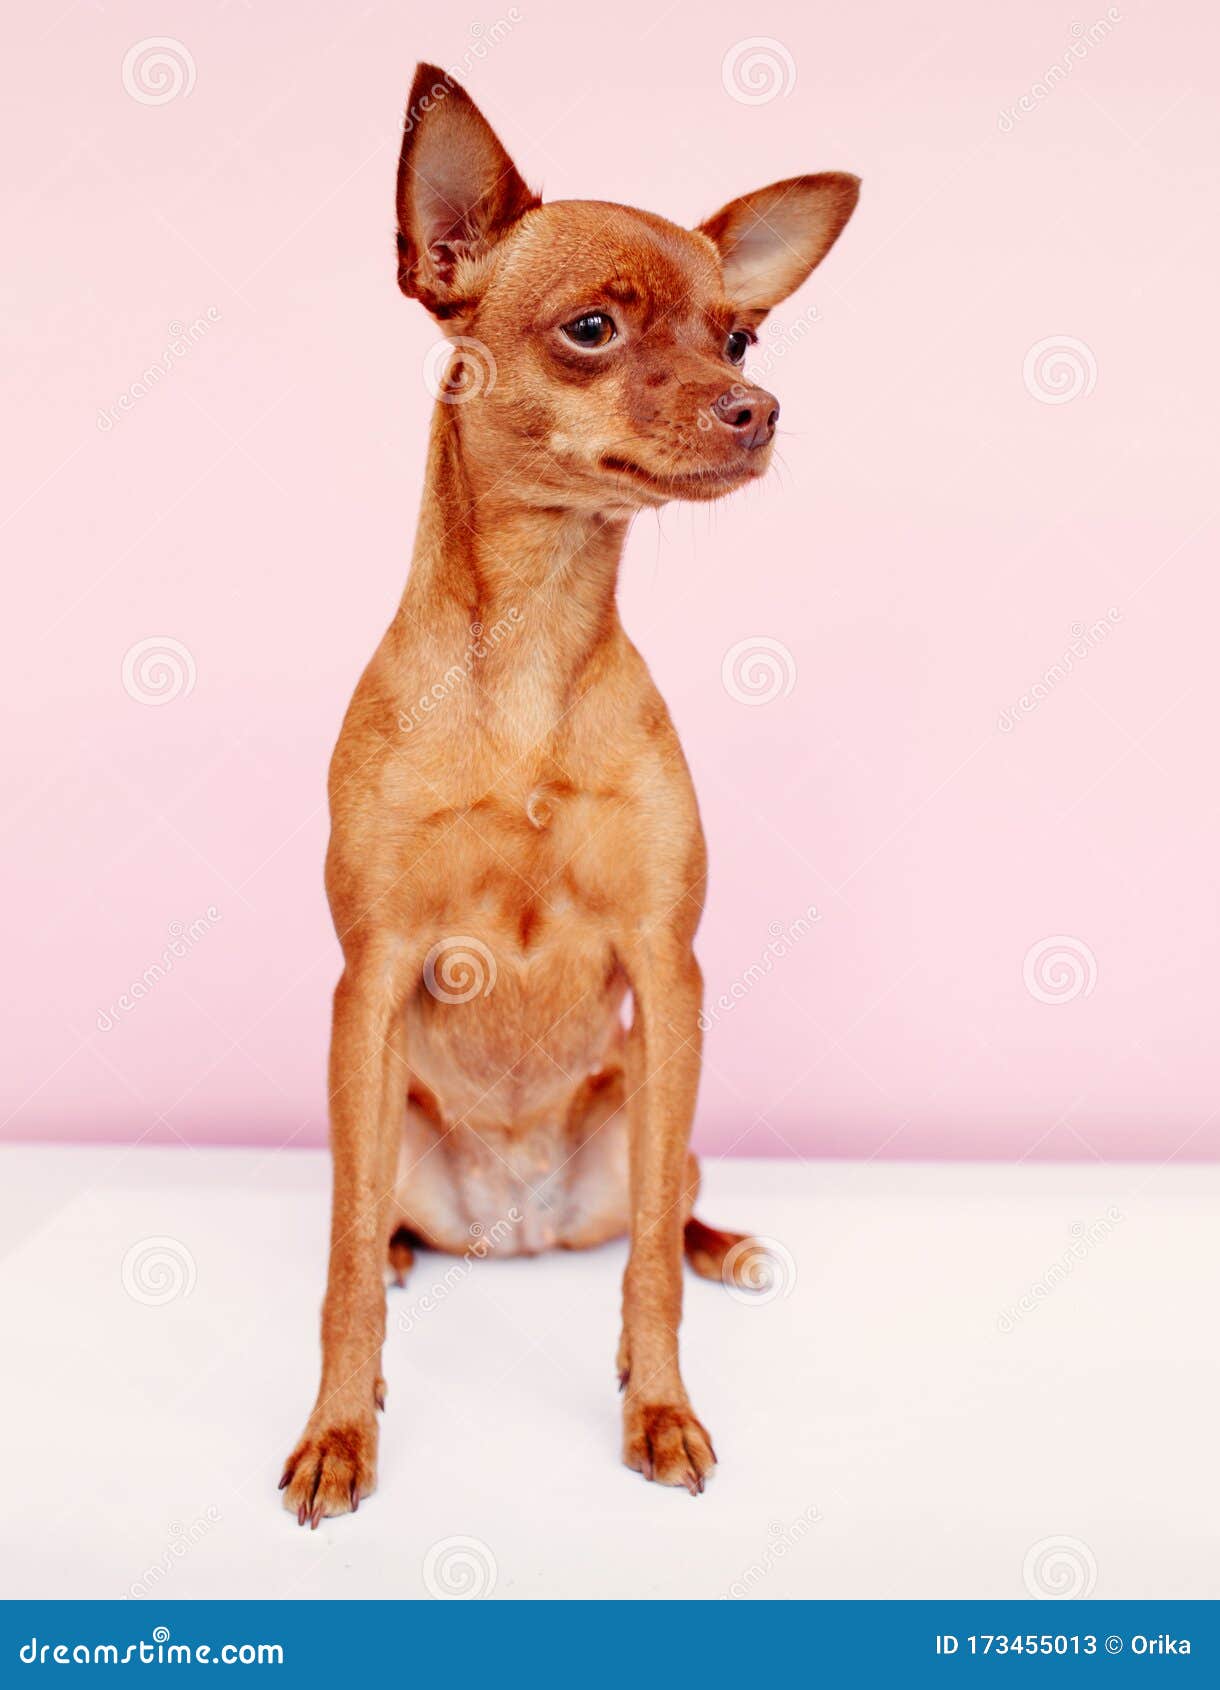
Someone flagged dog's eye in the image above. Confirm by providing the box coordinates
[725,330,752,365]
[562,312,616,348]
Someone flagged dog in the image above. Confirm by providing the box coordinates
[280,62,858,1523]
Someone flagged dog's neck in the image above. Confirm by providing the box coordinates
[398,404,630,692]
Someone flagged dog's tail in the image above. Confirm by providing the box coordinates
[683,1218,774,1292]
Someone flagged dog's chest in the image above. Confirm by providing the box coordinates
[434,774,634,934]
[406,774,630,1081]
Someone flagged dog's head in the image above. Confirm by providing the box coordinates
[396,64,859,511]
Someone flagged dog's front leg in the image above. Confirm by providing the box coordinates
[280,961,409,1525]
[618,940,716,1494]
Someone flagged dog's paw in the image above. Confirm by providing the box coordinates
[279,1412,377,1527]
[622,1399,716,1495]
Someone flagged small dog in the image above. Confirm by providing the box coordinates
[280,63,858,1522]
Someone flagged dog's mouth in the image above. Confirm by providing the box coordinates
[599,453,762,501]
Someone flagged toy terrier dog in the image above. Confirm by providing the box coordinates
[281,63,858,1522]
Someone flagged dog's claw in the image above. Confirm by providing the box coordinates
[297,1500,308,1527]
[374,1380,387,1412]
[617,1369,629,1393]
[310,1503,323,1531]
[277,1470,291,1491]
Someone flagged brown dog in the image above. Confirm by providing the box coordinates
[279,63,858,1523]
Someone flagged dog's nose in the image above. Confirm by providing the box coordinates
[712,387,779,451]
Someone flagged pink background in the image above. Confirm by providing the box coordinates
[4,0,1217,1160]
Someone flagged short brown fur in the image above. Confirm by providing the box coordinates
[280,64,859,1521]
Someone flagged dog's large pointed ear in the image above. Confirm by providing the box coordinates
[698,173,859,320]
[395,64,540,315]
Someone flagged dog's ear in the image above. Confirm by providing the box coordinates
[396,64,540,315]
[698,173,859,320]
